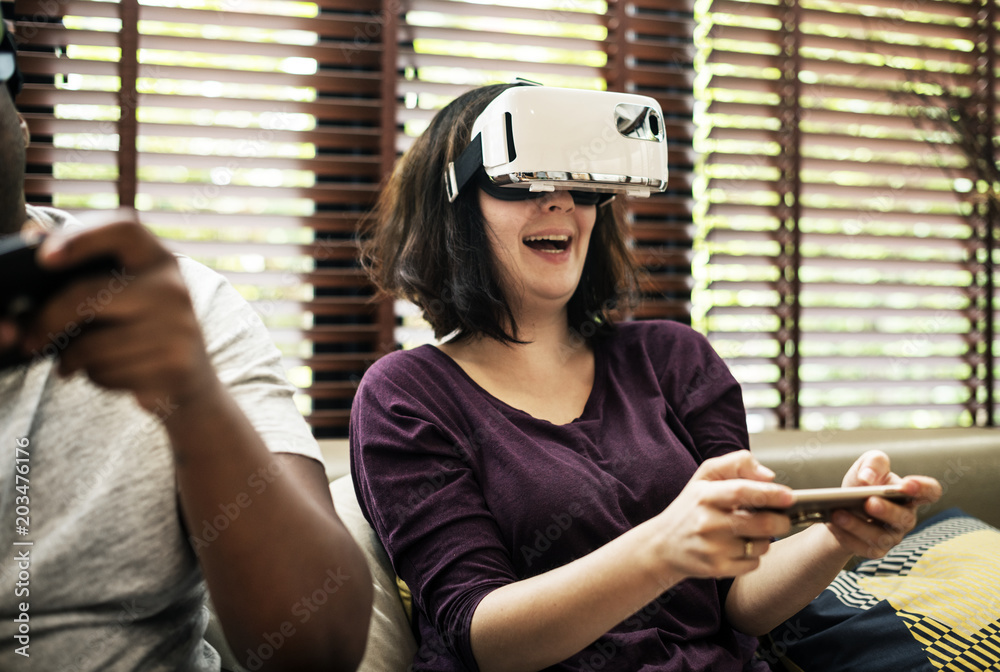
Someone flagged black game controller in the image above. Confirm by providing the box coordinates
[0,233,118,368]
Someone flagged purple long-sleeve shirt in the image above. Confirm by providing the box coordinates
[350,320,769,672]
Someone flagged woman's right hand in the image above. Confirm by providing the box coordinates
[643,450,794,584]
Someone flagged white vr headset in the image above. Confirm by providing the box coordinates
[445,84,669,204]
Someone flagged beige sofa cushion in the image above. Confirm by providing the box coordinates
[330,475,418,672]
[750,428,1000,528]
[204,477,417,672]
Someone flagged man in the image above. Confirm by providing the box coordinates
[0,20,372,671]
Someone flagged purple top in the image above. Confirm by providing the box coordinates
[350,320,769,672]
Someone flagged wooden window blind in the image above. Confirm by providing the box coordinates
[698,0,998,431]
[10,0,700,435]
[10,0,390,436]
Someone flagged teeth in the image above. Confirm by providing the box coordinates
[524,234,569,242]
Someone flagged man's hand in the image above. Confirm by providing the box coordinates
[826,450,942,558]
[2,210,218,412]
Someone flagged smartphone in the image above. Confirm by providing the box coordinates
[780,485,913,526]
[0,233,117,367]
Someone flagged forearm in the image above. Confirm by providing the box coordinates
[470,517,681,672]
[165,381,372,672]
[725,524,852,636]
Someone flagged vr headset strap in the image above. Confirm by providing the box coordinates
[445,132,483,203]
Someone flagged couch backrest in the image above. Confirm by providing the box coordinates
[751,427,1000,529]
[330,476,418,672]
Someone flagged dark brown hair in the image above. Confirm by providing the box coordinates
[360,83,638,344]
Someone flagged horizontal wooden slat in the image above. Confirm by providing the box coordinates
[406,0,606,24]
[832,0,975,20]
[628,196,694,217]
[706,203,973,228]
[711,331,971,343]
[640,274,694,293]
[25,175,378,202]
[621,66,695,91]
[218,269,370,289]
[15,86,119,107]
[136,34,380,69]
[626,40,695,64]
[630,222,694,243]
[133,123,380,150]
[708,26,977,67]
[303,410,351,428]
[14,51,384,93]
[722,353,975,367]
[631,0,695,11]
[708,304,978,321]
[162,239,357,258]
[136,211,363,232]
[632,248,692,266]
[710,0,976,40]
[396,50,603,79]
[135,94,381,122]
[627,15,696,41]
[795,403,973,415]
[707,228,973,252]
[632,299,692,319]
[26,146,118,164]
[304,381,366,400]
[399,25,603,52]
[708,253,972,272]
[136,153,381,178]
[16,52,120,78]
[137,6,377,38]
[707,127,969,157]
[708,280,975,298]
[15,0,380,15]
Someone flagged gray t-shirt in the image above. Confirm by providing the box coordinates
[0,206,323,670]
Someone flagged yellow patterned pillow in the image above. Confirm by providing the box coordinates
[396,575,413,623]
[762,509,1000,671]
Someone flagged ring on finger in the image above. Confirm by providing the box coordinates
[742,538,754,559]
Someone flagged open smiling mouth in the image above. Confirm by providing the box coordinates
[523,234,571,254]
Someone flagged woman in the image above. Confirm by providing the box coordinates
[350,83,940,672]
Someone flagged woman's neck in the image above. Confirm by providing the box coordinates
[441,305,592,382]
[438,309,595,425]
[467,305,582,360]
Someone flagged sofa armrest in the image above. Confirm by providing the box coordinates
[750,428,1000,528]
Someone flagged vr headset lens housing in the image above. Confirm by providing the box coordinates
[0,21,23,99]
[474,169,605,206]
[446,86,669,204]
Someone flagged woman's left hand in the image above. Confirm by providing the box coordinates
[826,450,942,559]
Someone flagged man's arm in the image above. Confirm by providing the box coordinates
[168,388,372,672]
[1,213,373,671]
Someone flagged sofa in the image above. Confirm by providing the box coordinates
[208,427,1000,671]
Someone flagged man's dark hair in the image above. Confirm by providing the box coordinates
[360,84,639,345]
